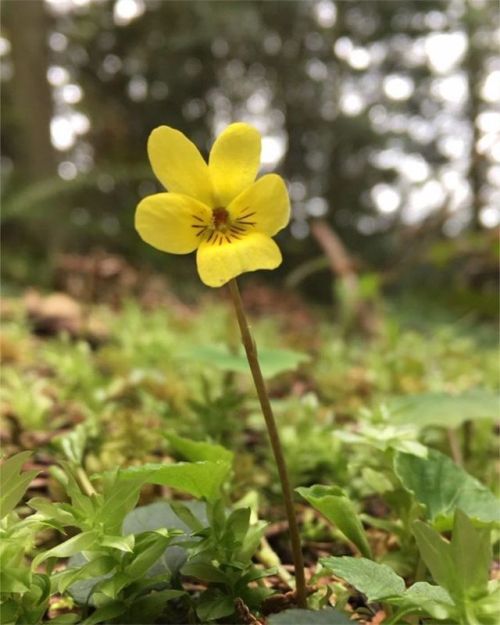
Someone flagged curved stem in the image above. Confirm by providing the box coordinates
[227,278,307,608]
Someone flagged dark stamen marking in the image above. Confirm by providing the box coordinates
[239,211,256,219]
[235,220,256,226]
[192,215,204,223]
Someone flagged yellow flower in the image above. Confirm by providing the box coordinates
[135,123,290,287]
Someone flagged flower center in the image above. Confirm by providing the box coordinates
[212,207,230,232]
[191,207,257,245]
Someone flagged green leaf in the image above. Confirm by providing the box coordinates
[413,510,492,603]
[388,390,499,429]
[124,530,177,579]
[80,601,124,625]
[123,501,207,577]
[54,423,88,465]
[196,588,235,621]
[450,509,491,599]
[225,507,251,546]
[297,485,372,558]
[32,530,100,568]
[170,501,205,531]
[182,561,228,583]
[50,463,95,520]
[268,608,353,624]
[123,500,207,535]
[395,449,500,528]
[118,461,231,501]
[100,534,135,553]
[402,582,456,620]
[28,498,77,526]
[0,452,39,518]
[0,600,19,624]
[412,522,456,596]
[183,344,309,378]
[53,556,117,594]
[97,572,130,598]
[320,556,405,602]
[125,589,185,623]
[0,567,32,593]
[95,472,145,535]
[165,433,234,465]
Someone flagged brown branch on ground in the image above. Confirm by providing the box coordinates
[310,218,380,336]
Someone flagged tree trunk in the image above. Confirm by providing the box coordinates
[5,0,56,181]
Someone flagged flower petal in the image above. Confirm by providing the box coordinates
[196,232,282,287]
[135,193,211,254]
[228,174,290,236]
[208,123,261,206]
[148,126,214,206]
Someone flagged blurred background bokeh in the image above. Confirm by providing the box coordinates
[1,0,498,316]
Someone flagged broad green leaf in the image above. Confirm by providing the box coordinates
[297,485,372,558]
[238,520,268,563]
[402,582,456,620]
[225,507,251,546]
[413,510,492,604]
[18,573,50,621]
[171,501,205,531]
[183,344,309,378]
[124,500,207,534]
[165,433,233,465]
[28,498,77,526]
[196,588,235,621]
[388,390,499,429]
[81,601,124,625]
[124,530,176,579]
[95,472,145,534]
[0,568,32,593]
[32,530,100,568]
[125,589,185,623]
[361,467,393,494]
[268,608,353,624]
[475,582,500,623]
[320,556,405,602]
[97,571,130,598]
[182,561,228,583]
[100,534,135,553]
[394,449,500,528]
[412,521,457,598]
[0,452,39,518]
[0,600,19,624]
[118,461,230,501]
[123,501,207,577]
[53,556,117,593]
[450,509,491,599]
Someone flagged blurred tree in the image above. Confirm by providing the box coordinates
[3,0,56,181]
[0,0,498,307]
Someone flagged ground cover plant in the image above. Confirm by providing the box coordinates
[1,122,499,625]
[1,281,499,624]
[1,287,499,625]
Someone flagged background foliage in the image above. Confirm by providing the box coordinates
[0,0,498,309]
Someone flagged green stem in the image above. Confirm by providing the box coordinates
[228,279,307,608]
[76,467,96,497]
